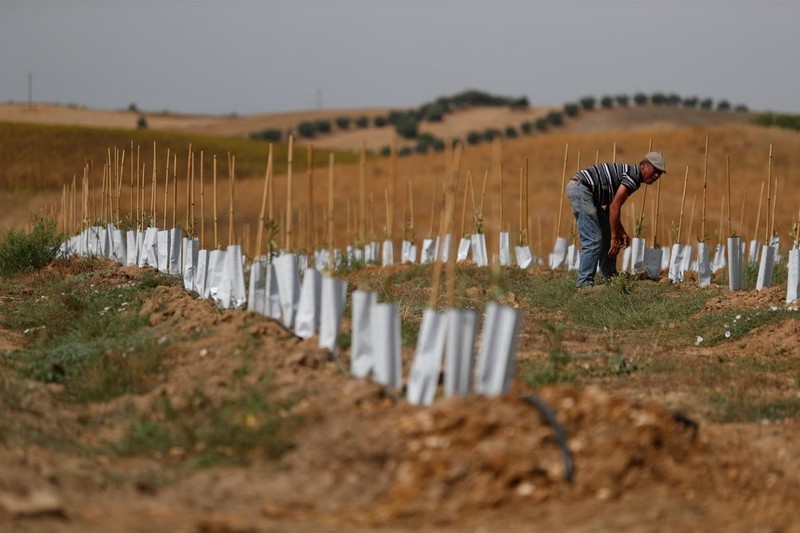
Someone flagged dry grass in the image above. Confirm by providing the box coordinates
[3,105,800,261]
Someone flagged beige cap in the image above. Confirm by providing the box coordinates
[644,152,666,173]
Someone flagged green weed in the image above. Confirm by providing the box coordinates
[0,217,63,276]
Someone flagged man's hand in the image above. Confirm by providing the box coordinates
[608,231,629,257]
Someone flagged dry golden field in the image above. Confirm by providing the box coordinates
[2,102,798,263]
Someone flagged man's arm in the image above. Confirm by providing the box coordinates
[608,185,632,257]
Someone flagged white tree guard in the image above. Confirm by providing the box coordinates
[548,236,568,270]
[786,248,800,304]
[194,249,209,297]
[407,308,448,406]
[264,260,283,320]
[747,239,761,265]
[756,244,775,290]
[247,257,267,314]
[697,243,713,287]
[381,240,394,267]
[515,246,533,269]
[156,230,171,273]
[420,238,435,264]
[107,224,126,264]
[444,307,477,398]
[643,248,663,280]
[471,234,488,267]
[457,238,471,262]
[668,243,685,283]
[408,244,417,264]
[401,240,413,264]
[566,244,580,271]
[660,246,670,271]
[167,228,183,275]
[498,232,511,266]
[319,275,347,357]
[140,227,160,268]
[182,237,199,292]
[630,237,645,274]
[371,302,402,390]
[350,290,376,378]
[727,237,743,291]
[434,235,452,262]
[681,245,693,273]
[274,253,299,326]
[474,301,521,397]
[621,246,632,272]
[712,244,726,273]
[294,268,322,339]
[206,249,227,303]
[125,230,139,266]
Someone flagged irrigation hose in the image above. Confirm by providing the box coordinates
[519,394,575,484]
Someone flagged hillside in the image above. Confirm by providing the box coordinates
[2,101,798,261]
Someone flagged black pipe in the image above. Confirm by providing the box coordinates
[520,394,575,484]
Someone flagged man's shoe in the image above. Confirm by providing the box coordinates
[578,284,604,293]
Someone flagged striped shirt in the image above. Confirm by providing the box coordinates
[575,163,642,206]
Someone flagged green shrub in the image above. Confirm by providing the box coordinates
[535,117,549,131]
[600,96,614,109]
[136,115,148,129]
[355,116,369,128]
[249,128,282,142]
[314,119,332,134]
[520,121,532,134]
[0,218,63,276]
[634,92,648,106]
[579,96,596,110]
[466,131,482,145]
[335,116,351,129]
[373,115,388,128]
[717,100,731,111]
[504,126,518,138]
[563,102,580,117]
[395,114,419,139]
[700,98,714,109]
[683,96,699,108]
[615,94,629,106]
[546,111,563,126]
[651,92,666,105]
[297,121,316,138]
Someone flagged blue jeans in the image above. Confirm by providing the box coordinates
[566,180,617,286]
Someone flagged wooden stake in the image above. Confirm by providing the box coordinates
[213,155,219,248]
[256,144,274,259]
[687,194,697,245]
[286,136,294,251]
[677,166,689,244]
[407,179,415,240]
[307,144,314,251]
[555,143,569,241]
[765,144,773,242]
[359,141,366,244]
[186,144,192,230]
[388,137,397,241]
[200,152,205,248]
[739,190,747,242]
[162,149,170,228]
[754,181,764,244]
[770,175,779,244]
[726,155,732,237]
[172,152,178,229]
[328,152,335,269]
[701,134,709,242]
[229,155,235,246]
[718,195,725,245]
[652,175,662,245]
[427,178,437,238]
[460,170,471,238]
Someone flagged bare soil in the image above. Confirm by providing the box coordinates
[1,259,799,531]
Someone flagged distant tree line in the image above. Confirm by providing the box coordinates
[752,113,800,131]
[247,90,750,157]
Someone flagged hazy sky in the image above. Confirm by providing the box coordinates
[2,1,799,115]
